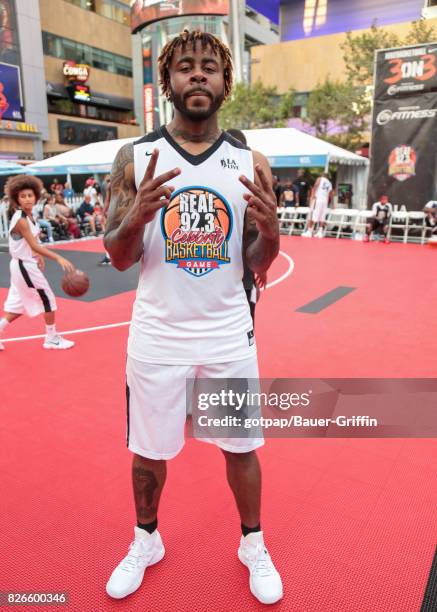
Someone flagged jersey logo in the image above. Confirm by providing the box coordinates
[161,186,233,277]
[220,157,239,170]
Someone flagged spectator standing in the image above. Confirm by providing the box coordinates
[84,178,98,206]
[49,178,63,196]
[279,180,299,208]
[63,182,75,200]
[101,174,111,203]
[293,169,312,207]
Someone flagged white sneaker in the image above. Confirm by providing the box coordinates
[0,340,4,350]
[315,229,324,238]
[238,531,283,605]
[43,335,75,350]
[301,230,313,238]
[106,527,165,599]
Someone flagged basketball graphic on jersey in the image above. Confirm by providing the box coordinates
[161,186,233,277]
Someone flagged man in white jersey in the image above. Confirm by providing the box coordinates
[301,172,333,238]
[103,30,283,605]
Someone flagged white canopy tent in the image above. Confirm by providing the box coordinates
[242,128,369,208]
[25,137,136,176]
[0,160,27,176]
[25,128,369,207]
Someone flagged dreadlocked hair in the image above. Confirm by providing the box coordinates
[5,174,43,220]
[158,29,233,101]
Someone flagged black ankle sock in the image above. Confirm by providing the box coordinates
[241,523,261,537]
[137,518,158,534]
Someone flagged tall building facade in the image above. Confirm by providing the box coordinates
[0,0,141,162]
[0,0,47,161]
[0,0,279,163]
[249,1,437,121]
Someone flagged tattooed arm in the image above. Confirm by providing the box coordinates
[241,151,279,275]
[104,145,180,271]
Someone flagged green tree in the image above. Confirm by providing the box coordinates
[306,78,368,150]
[340,21,400,86]
[405,19,437,45]
[219,81,295,129]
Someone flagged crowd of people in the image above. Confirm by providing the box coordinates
[1,174,111,244]
[273,171,437,242]
[2,168,436,247]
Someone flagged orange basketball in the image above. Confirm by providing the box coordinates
[162,188,231,238]
[61,270,90,297]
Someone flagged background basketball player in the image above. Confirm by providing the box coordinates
[302,171,333,238]
[103,30,283,605]
[0,175,75,351]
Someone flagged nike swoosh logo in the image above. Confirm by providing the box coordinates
[145,152,153,156]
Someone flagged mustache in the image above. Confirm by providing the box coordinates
[184,87,213,100]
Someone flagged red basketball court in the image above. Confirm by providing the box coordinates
[1,236,436,611]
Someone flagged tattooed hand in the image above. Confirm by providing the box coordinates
[240,163,279,242]
[103,144,181,270]
[241,151,279,275]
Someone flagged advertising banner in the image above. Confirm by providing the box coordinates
[369,43,437,210]
[374,42,437,100]
[0,62,24,122]
[131,0,229,33]
[143,83,154,133]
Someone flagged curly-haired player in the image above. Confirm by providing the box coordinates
[0,174,75,350]
[104,30,282,605]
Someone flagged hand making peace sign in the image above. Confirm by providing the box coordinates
[134,149,181,225]
[239,163,279,242]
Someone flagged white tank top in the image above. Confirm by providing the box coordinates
[315,177,332,205]
[9,210,40,262]
[128,126,256,365]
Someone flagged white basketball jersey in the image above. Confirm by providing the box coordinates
[128,126,256,365]
[314,177,332,205]
[9,210,40,262]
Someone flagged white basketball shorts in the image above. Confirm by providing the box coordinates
[126,354,264,460]
[311,200,329,223]
[4,258,57,317]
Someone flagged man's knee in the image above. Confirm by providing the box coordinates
[221,449,257,463]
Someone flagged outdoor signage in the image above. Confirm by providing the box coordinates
[63,61,93,105]
[0,62,24,122]
[68,83,91,104]
[143,83,154,133]
[131,0,229,33]
[63,61,90,83]
[0,119,38,133]
[368,43,437,210]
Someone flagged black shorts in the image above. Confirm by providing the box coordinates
[370,218,389,232]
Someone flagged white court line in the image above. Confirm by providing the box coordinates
[265,250,294,289]
[2,250,294,344]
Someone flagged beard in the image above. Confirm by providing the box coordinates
[170,85,225,120]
